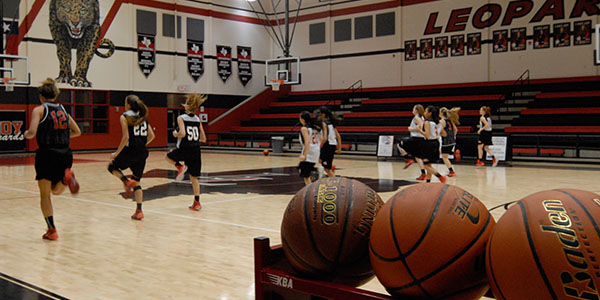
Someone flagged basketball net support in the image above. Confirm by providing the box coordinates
[247,0,302,57]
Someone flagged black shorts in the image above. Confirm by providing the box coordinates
[35,147,73,185]
[298,161,316,178]
[320,143,336,169]
[421,139,440,164]
[478,131,493,146]
[110,147,149,180]
[399,137,425,158]
[167,147,202,176]
[441,145,455,154]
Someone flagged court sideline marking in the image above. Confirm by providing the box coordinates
[0,185,279,233]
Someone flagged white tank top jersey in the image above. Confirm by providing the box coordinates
[409,116,424,138]
[426,120,441,140]
[300,126,321,163]
[326,122,337,145]
[480,116,493,132]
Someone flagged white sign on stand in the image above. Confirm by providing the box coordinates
[377,135,394,157]
[486,136,507,161]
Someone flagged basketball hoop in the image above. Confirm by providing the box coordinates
[270,79,284,91]
[2,77,16,92]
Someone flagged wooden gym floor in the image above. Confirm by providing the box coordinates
[1,149,599,299]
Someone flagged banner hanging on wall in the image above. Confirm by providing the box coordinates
[237,46,252,86]
[0,111,26,152]
[187,40,204,82]
[216,45,232,82]
[137,34,155,78]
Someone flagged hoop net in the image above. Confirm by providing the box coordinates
[2,77,16,92]
[270,79,284,91]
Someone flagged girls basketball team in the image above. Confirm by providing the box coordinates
[24,80,496,239]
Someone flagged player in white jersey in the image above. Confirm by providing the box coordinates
[416,106,447,183]
[317,106,341,177]
[396,104,428,180]
[166,94,207,210]
[298,111,322,186]
[476,106,497,167]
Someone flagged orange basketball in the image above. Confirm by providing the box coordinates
[369,183,495,299]
[281,177,384,286]
[263,149,270,156]
[486,189,600,300]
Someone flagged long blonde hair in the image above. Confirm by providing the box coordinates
[440,107,461,125]
[38,78,59,101]
[125,95,148,126]
[414,104,425,117]
[184,94,207,114]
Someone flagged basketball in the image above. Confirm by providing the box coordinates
[281,177,384,286]
[263,149,270,156]
[369,183,495,299]
[485,189,600,300]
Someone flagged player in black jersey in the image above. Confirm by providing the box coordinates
[166,94,207,210]
[24,78,81,240]
[439,107,461,177]
[108,95,155,220]
[317,106,341,177]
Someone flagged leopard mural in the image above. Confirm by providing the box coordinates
[49,0,115,87]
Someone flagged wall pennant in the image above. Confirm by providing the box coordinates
[216,45,232,82]
[187,40,204,82]
[138,34,156,78]
[237,46,252,86]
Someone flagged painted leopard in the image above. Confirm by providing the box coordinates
[49,0,114,87]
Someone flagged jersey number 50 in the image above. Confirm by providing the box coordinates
[133,123,148,136]
[186,127,199,141]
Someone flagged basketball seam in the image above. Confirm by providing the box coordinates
[387,211,492,293]
[332,178,354,273]
[486,228,507,300]
[404,184,449,257]
[303,183,334,265]
[520,201,559,300]
[556,189,600,239]
[281,235,326,274]
[385,187,435,299]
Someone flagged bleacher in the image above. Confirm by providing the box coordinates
[208,77,600,162]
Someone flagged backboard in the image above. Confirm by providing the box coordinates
[265,57,301,87]
[0,54,30,85]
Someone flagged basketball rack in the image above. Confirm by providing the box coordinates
[254,237,393,300]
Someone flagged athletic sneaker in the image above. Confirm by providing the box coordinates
[43,228,58,240]
[415,174,427,181]
[448,170,457,177]
[123,179,138,199]
[492,158,498,167]
[63,168,79,194]
[438,176,447,184]
[189,200,202,211]
[475,160,484,167]
[403,159,414,169]
[453,149,461,161]
[317,165,325,179]
[131,209,144,220]
[175,165,188,181]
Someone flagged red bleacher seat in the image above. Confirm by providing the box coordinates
[536,90,600,99]
[505,126,600,133]
[521,108,600,115]
[361,95,502,105]
[512,148,565,155]
[343,110,480,118]
[269,100,342,107]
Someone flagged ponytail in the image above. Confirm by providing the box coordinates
[414,104,425,117]
[317,106,340,126]
[300,111,321,131]
[448,107,461,125]
[125,95,148,126]
[481,106,492,117]
[184,93,207,113]
[38,78,60,101]
[426,105,440,123]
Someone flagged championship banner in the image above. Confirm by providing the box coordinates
[216,45,232,83]
[510,28,526,51]
[137,34,155,78]
[0,111,26,152]
[534,25,550,49]
[467,33,481,55]
[2,19,18,35]
[574,20,591,46]
[187,40,204,82]
[237,46,252,86]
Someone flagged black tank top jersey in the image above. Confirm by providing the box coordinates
[442,118,456,146]
[177,113,202,149]
[124,111,148,150]
[36,102,70,149]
